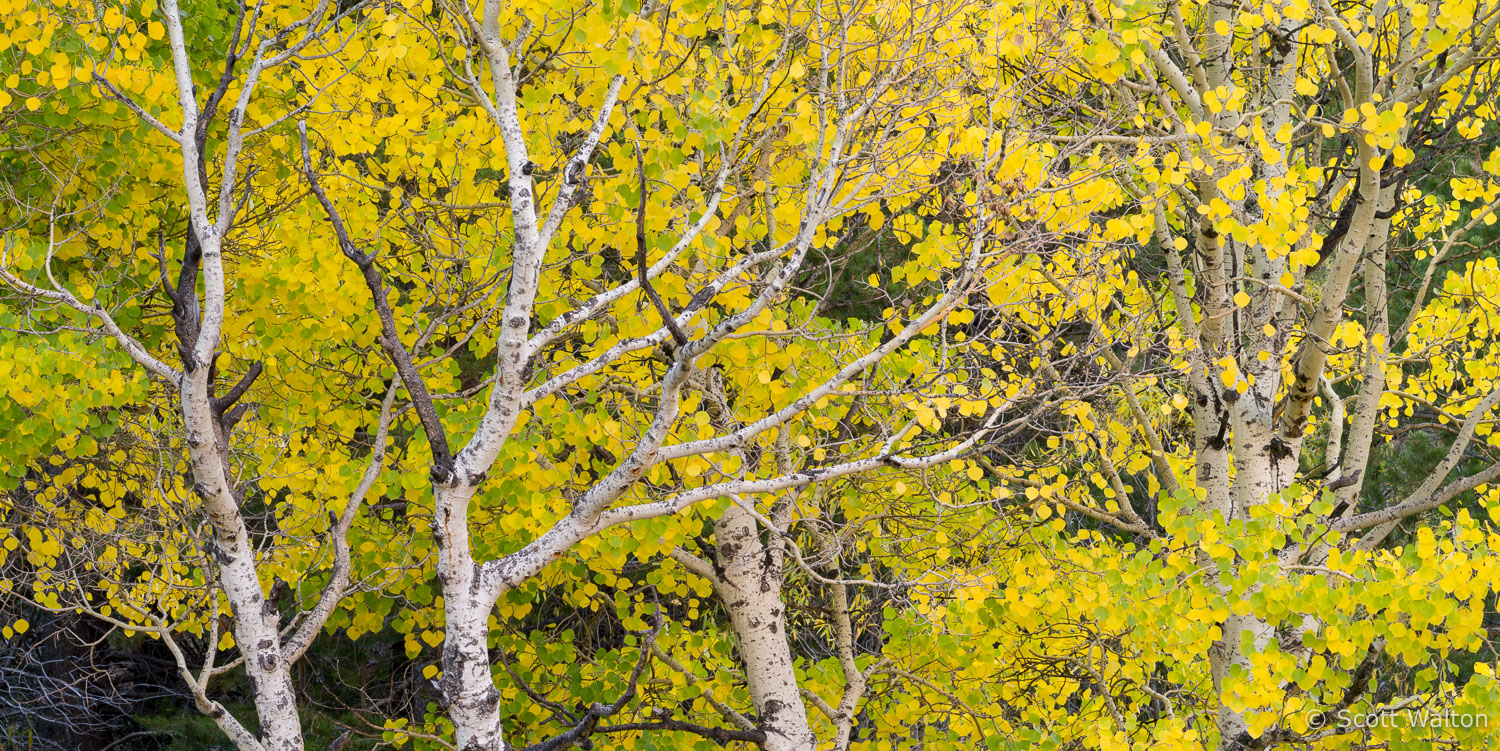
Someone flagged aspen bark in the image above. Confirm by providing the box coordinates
[712,504,818,751]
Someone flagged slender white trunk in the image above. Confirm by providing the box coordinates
[1210,403,1279,747]
[181,370,302,751]
[713,504,817,751]
[434,485,508,751]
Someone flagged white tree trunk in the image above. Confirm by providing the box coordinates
[713,504,817,751]
[434,485,509,751]
[181,369,303,751]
